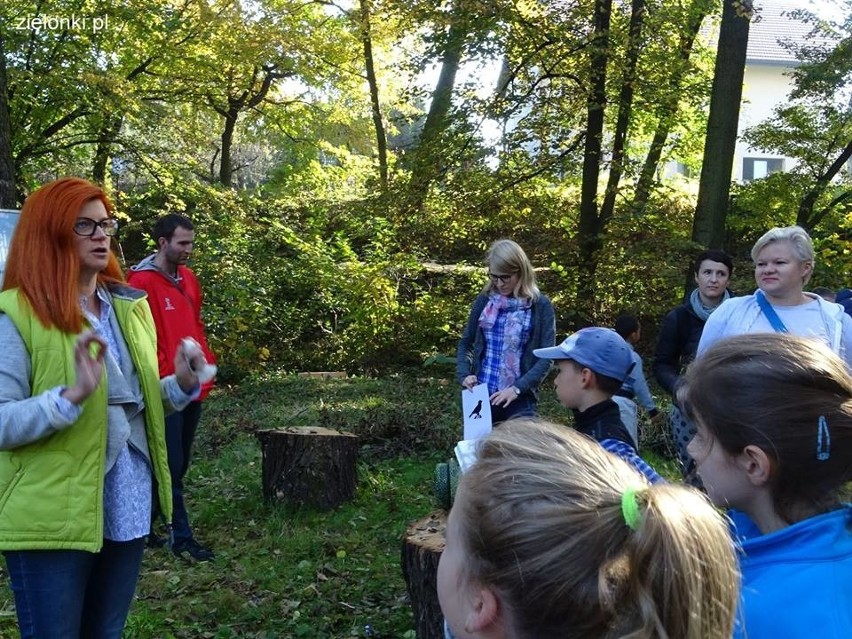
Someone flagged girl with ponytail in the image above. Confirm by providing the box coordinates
[437,419,739,639]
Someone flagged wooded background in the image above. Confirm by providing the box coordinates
[1,0,850,379]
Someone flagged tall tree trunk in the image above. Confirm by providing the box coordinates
[404,0,469,215]
[220,110,237,187]
[576,0,612,325]
[418,38,463,157]
[632,1,711,215]
[692,0,753,249]
[211,66,283,188]
[359,0,389,193]
[92,116,124,186]
[0,36,17,208]
[599,0,645,224]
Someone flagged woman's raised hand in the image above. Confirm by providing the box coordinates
[174,339,202,394]
[62,331,107,405]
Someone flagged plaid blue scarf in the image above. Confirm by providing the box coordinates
[478,294,532,394]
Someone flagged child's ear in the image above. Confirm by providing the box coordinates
[738,445,773,486]
[580,367,595,389]
[465,584,501,634]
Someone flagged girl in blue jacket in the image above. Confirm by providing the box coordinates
[680,333,852,639]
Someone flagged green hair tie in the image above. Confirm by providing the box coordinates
[621,486,643,531]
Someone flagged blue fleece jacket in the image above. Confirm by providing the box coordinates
[733,507,852,639]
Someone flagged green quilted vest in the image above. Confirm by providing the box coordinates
[0,287,172,551]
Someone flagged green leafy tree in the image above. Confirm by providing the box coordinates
[2,0,107,196]
[743,104,852,231]
[0,34,14,206]
[772,2,851,230]
[631,0,716,215]
[0,0,225,196]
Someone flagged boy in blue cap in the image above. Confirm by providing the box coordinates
[534,327,663,483]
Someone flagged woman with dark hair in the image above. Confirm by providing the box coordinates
[653,249,733,479]
[456,239,555,424]
[0,177,209,638]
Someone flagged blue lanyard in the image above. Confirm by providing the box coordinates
[755,290,789,333]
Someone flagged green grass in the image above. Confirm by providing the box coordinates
[0,369,678,638]
[126,443,437,638]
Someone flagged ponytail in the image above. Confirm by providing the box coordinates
[452,419,739,639]
[625,485,740,639]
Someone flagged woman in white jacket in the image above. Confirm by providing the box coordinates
[698,226,852,367]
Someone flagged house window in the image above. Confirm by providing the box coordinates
[743,157,784,181]
[673,161,693,178]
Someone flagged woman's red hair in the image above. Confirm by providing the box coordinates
[3,177,124,333]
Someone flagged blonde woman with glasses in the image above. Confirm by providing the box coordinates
[456,240,555,424]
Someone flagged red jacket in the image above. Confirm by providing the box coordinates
[127,256,216,400]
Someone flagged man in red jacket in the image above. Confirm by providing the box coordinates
[128,213,217,561]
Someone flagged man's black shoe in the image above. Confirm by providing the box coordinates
[146,532,167,548]
[172,538,214,561]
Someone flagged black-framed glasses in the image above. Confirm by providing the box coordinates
[489,272,517,283]
[73,217,119,237]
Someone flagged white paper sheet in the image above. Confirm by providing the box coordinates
[454,439,480,473]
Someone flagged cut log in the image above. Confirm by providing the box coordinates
[296,371,347,380]
[401,511,447,639]
[255,427,358,509]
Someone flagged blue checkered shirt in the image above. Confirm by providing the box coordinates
[600,439,664,484]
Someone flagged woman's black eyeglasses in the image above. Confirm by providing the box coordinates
[489,272,516,283]
[73,217,119,237]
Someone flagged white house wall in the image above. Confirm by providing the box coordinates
[735,62,798,181]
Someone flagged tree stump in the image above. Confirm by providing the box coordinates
[255,427,358,509]
[401,511,447,639]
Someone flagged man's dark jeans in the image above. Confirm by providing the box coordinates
[162,400,203,544]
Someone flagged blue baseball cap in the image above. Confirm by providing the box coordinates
[533,327,635,382]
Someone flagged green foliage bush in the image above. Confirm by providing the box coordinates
[116,171,852,381]
[119,182,486,379]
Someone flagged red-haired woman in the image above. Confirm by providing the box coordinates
[0,177,209,638]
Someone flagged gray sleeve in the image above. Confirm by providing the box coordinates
[631,352,657,412]
[160,374,198,415]
[457,296,485,385]
[0,315,77,450]
[839,312,852,370]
